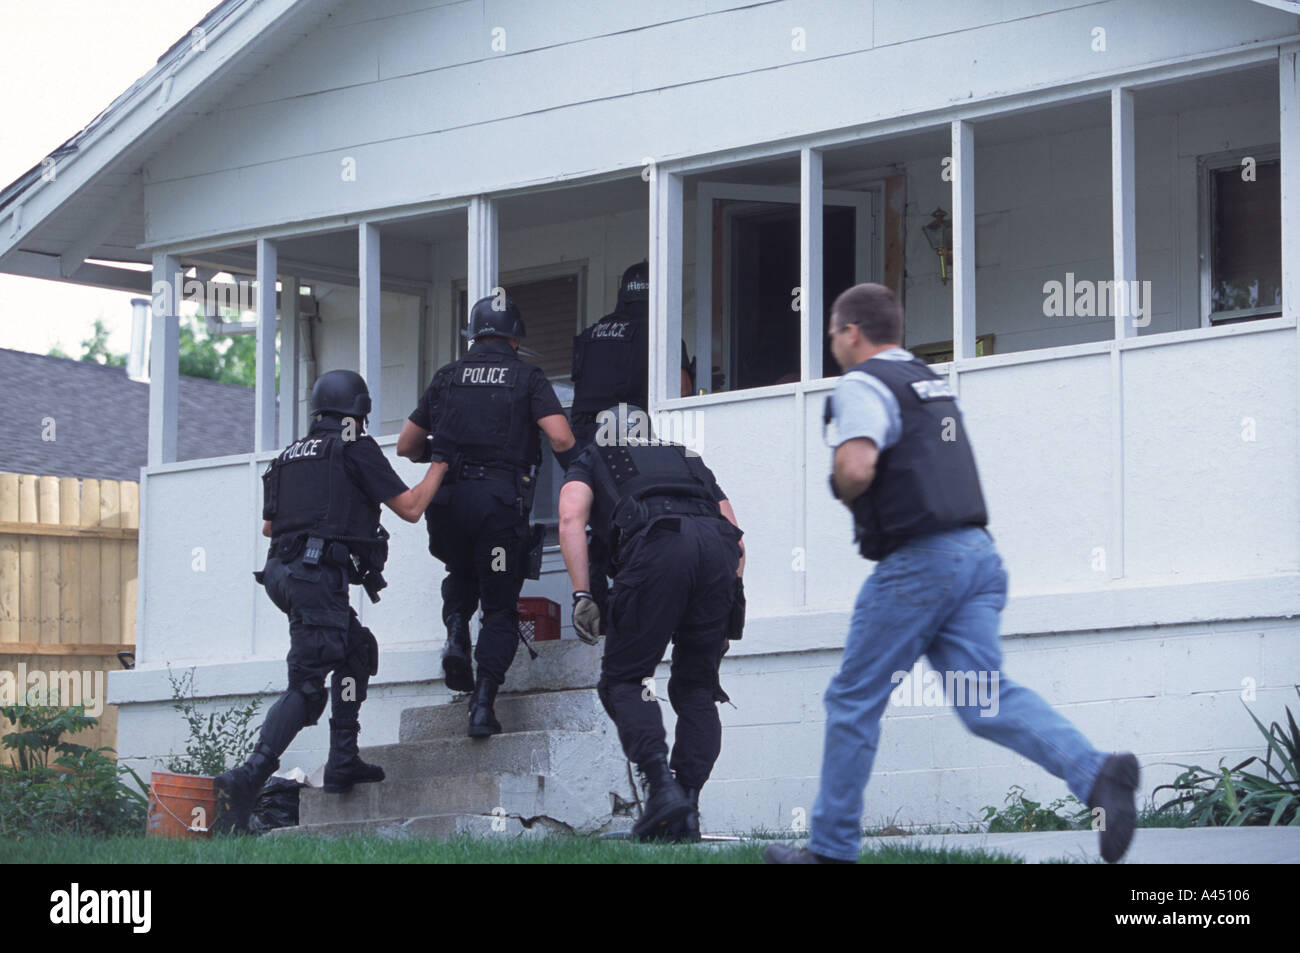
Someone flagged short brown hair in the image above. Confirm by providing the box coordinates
[831,283,903,345]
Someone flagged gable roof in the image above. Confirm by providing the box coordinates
[0,0,322,292]
[0,347,271,482]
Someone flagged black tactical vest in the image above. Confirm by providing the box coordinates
[432,341,541,472]
[834,356,988,560]
[262,418,385,561]
[571,307,648,414]
[587,441,720,560]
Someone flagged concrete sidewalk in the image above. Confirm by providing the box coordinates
[852,826,1300,863]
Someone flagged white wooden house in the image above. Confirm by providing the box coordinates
[3,0,1299,832]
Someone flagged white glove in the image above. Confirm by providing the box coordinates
[572,591,601,644]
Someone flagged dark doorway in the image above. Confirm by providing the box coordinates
[728,204,857,390]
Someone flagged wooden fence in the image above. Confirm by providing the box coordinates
[0,471,139,760]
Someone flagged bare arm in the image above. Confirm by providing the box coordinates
[263,520,272,538]
[396,419,430,461]
[538,413,576,455]
[832,437,879,505]
[718,499,745,577]
[383,461,449,523]
[558,480,594,592]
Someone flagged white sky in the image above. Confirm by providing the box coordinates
[0,0,218,357]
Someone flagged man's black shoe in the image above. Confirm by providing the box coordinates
[323,718,386,793]
[763,843,855,864]
[468,676,502,738]
[212,743,278,835]
[442,613,474,693]
[1087,752,1140,863]
[631,757,692,841]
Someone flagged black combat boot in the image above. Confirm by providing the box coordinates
[213,742,279,835]
[631,756,693,842]
[674,785,702,843]
[323,718,386,793]
[467,675,502,738]
[442,613,474,693]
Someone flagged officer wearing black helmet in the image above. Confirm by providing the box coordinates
[569,261,697,616]
[557,405,744,841]
[214,370,445,834]
[398,294,577,736]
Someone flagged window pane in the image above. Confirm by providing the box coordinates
[1212,162,1281,314]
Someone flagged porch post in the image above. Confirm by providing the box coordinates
[951,120,976,366]
[254,238,278,452]
[648,167,682,411]
[1281,46,1300,323]
[278,275,300,446]
[468,195,498,307]
[359,222,383,430]
[800,147,824,381]
[1111,87,1137,338]
[148,252,180,466]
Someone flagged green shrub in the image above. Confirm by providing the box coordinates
[0,700,147,838]
[161,667,264,777]
[1154,686,1300,827]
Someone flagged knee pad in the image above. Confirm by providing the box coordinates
[287,674,328,727]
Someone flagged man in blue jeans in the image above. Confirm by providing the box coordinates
[765,283,1139,864]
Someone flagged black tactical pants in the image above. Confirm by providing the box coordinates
[570,411,611,615]
[426,475,530,687]
[597,515,742,790]
[255,553,378,756]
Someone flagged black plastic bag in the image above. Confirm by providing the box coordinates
[249,776,305,835]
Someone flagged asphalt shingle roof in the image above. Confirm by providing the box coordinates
[0,347,271,482]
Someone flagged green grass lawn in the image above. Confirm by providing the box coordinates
[0,833,1030,864]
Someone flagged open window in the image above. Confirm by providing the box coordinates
[688,175,881,394]
[1200,148,1281,325]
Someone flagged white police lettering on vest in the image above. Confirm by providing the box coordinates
[280,438,324,461]
[461,366,510,384]
[591,321,631,340]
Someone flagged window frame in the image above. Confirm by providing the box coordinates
[1198,144,1281,327]
[693,181,881,393]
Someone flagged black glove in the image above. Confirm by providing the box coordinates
[727,576,746,641]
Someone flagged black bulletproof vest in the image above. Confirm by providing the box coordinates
[571,306,648,414]
[836,356,988,560]
[433,341,540,472]
[262,418,384,555]
[587,441,720,560]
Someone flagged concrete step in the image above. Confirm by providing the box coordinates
[497,638,603,693]
[276,810,634,840]
[295,724,639,835]
[398,688,605,742]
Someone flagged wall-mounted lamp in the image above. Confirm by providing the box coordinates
[922,207,953,285]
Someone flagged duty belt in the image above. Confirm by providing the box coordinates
[634,494,718,522]
[458,461,521,482]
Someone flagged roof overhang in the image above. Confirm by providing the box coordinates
[1249,0,1300,14]
[0,0,320,291]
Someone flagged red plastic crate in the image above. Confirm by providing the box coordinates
[517,597,561,642]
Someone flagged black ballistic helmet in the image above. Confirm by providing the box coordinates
[466,294,526,341]
[617,261,650,309]
[310,369,372,418]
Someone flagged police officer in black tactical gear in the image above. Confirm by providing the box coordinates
[213,370,445,834]
[569,261,697,616]
[558,405,744,842]
[397,294,577,737]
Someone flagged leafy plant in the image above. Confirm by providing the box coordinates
[162,667,265,777]
[982,784,1089,833]
[0,696,97,771]
[0,698,147,838]
[1154,686,1300,827]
